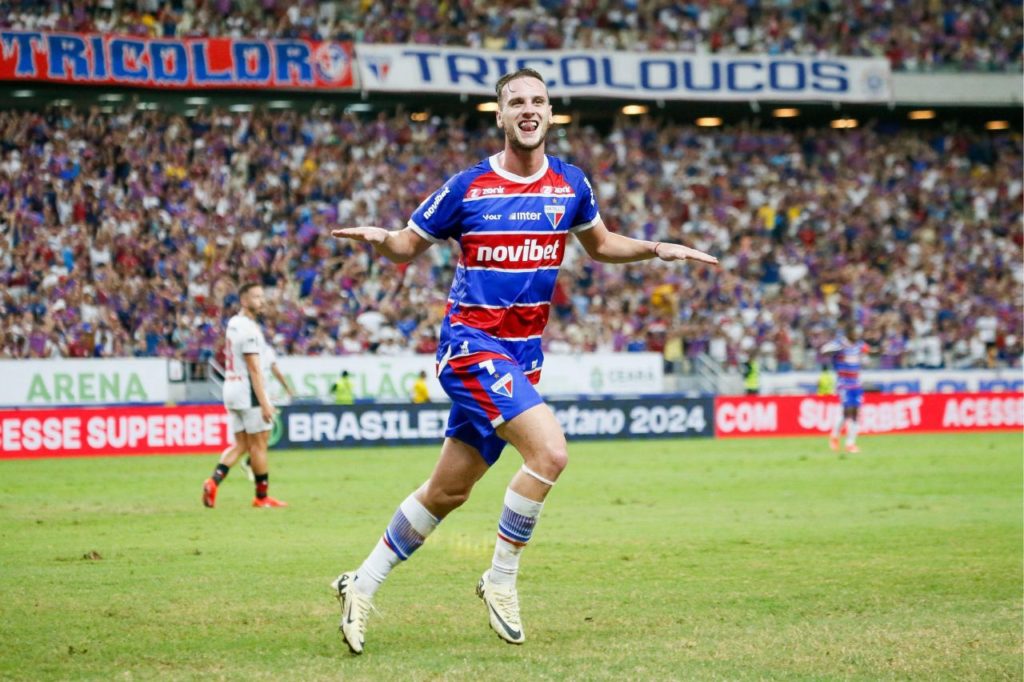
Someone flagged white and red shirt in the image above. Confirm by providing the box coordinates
[222,313,267,409]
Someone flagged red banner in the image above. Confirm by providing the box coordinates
[715,392,1024,438]
[0,405,232,458]
[0,30,353,90]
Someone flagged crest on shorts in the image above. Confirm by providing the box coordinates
[490,372,514,398]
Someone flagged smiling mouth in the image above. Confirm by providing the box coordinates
[518,120,539,132]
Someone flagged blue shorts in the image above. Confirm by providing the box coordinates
[438,351,544,465]
[839,387,864,409]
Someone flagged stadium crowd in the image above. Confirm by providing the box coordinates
[1,0,1021,73]
[0,104,1020,372]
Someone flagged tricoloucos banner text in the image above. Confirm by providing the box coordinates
[356,44,892,102]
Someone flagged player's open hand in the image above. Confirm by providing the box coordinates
[331,226,390,244]
[655,242,719,266]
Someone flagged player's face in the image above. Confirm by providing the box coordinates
[496,77,552,152]
[242,287,265,316]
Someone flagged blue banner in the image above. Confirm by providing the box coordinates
[270,396,714,450]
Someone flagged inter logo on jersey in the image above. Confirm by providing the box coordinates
[544,204,566,229]
[491,373,514,398]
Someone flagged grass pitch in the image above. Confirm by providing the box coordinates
[1,433,1021,681]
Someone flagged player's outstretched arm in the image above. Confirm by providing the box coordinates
[331,226,433,264]
[575,219,718,266]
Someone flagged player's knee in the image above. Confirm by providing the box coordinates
[531,438,568,479]
[422,481,472,514]
[442,487,472,509]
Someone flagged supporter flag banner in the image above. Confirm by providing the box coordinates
[0,405,232,458]
[355,44,892,102]
[714,392,1024,438]
[0,31,354,90]
[0,359,169,407]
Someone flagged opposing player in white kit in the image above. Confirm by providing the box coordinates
[238,344,295,482]
[202,283,288,508]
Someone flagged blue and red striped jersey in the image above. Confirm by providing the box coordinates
[408,154,600,378]
[825,336,869,390]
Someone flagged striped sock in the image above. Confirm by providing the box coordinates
[211,463,229,485]
[490,488,544,587]
[353,494,439,597]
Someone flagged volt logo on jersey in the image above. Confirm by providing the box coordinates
[544,204,566,229]
[491,373,515,398]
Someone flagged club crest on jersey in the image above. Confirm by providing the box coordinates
[544,204,566,229]
[490,373,514,398]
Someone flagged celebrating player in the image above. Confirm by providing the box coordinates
[822,322,870,454]
[328,68,718,654]
[202,283,287,509]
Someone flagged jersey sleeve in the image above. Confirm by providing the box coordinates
[569,171,601,234]
[238,320,262,355]
[407,174,465,242]
[820,339,843,354]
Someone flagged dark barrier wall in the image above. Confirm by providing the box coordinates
[269,397,715,449]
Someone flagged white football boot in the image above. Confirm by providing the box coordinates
[476,570,525,644]
[331,572,374,654]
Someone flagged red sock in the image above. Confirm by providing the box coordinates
[255,473,269,499]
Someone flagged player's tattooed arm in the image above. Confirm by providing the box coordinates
[331,226,434,264]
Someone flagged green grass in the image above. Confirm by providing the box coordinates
[1,433,1021,681]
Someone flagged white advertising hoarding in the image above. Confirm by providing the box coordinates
[759,368,1024,396]
[271,352,664,403]
[356,44,892,102]
[0,359,170,406]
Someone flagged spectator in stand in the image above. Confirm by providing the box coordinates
[0,0,1020,72]
[0,105,1020,374]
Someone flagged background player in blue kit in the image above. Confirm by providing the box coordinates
[327,68,719,654]
[822,322,871,454]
